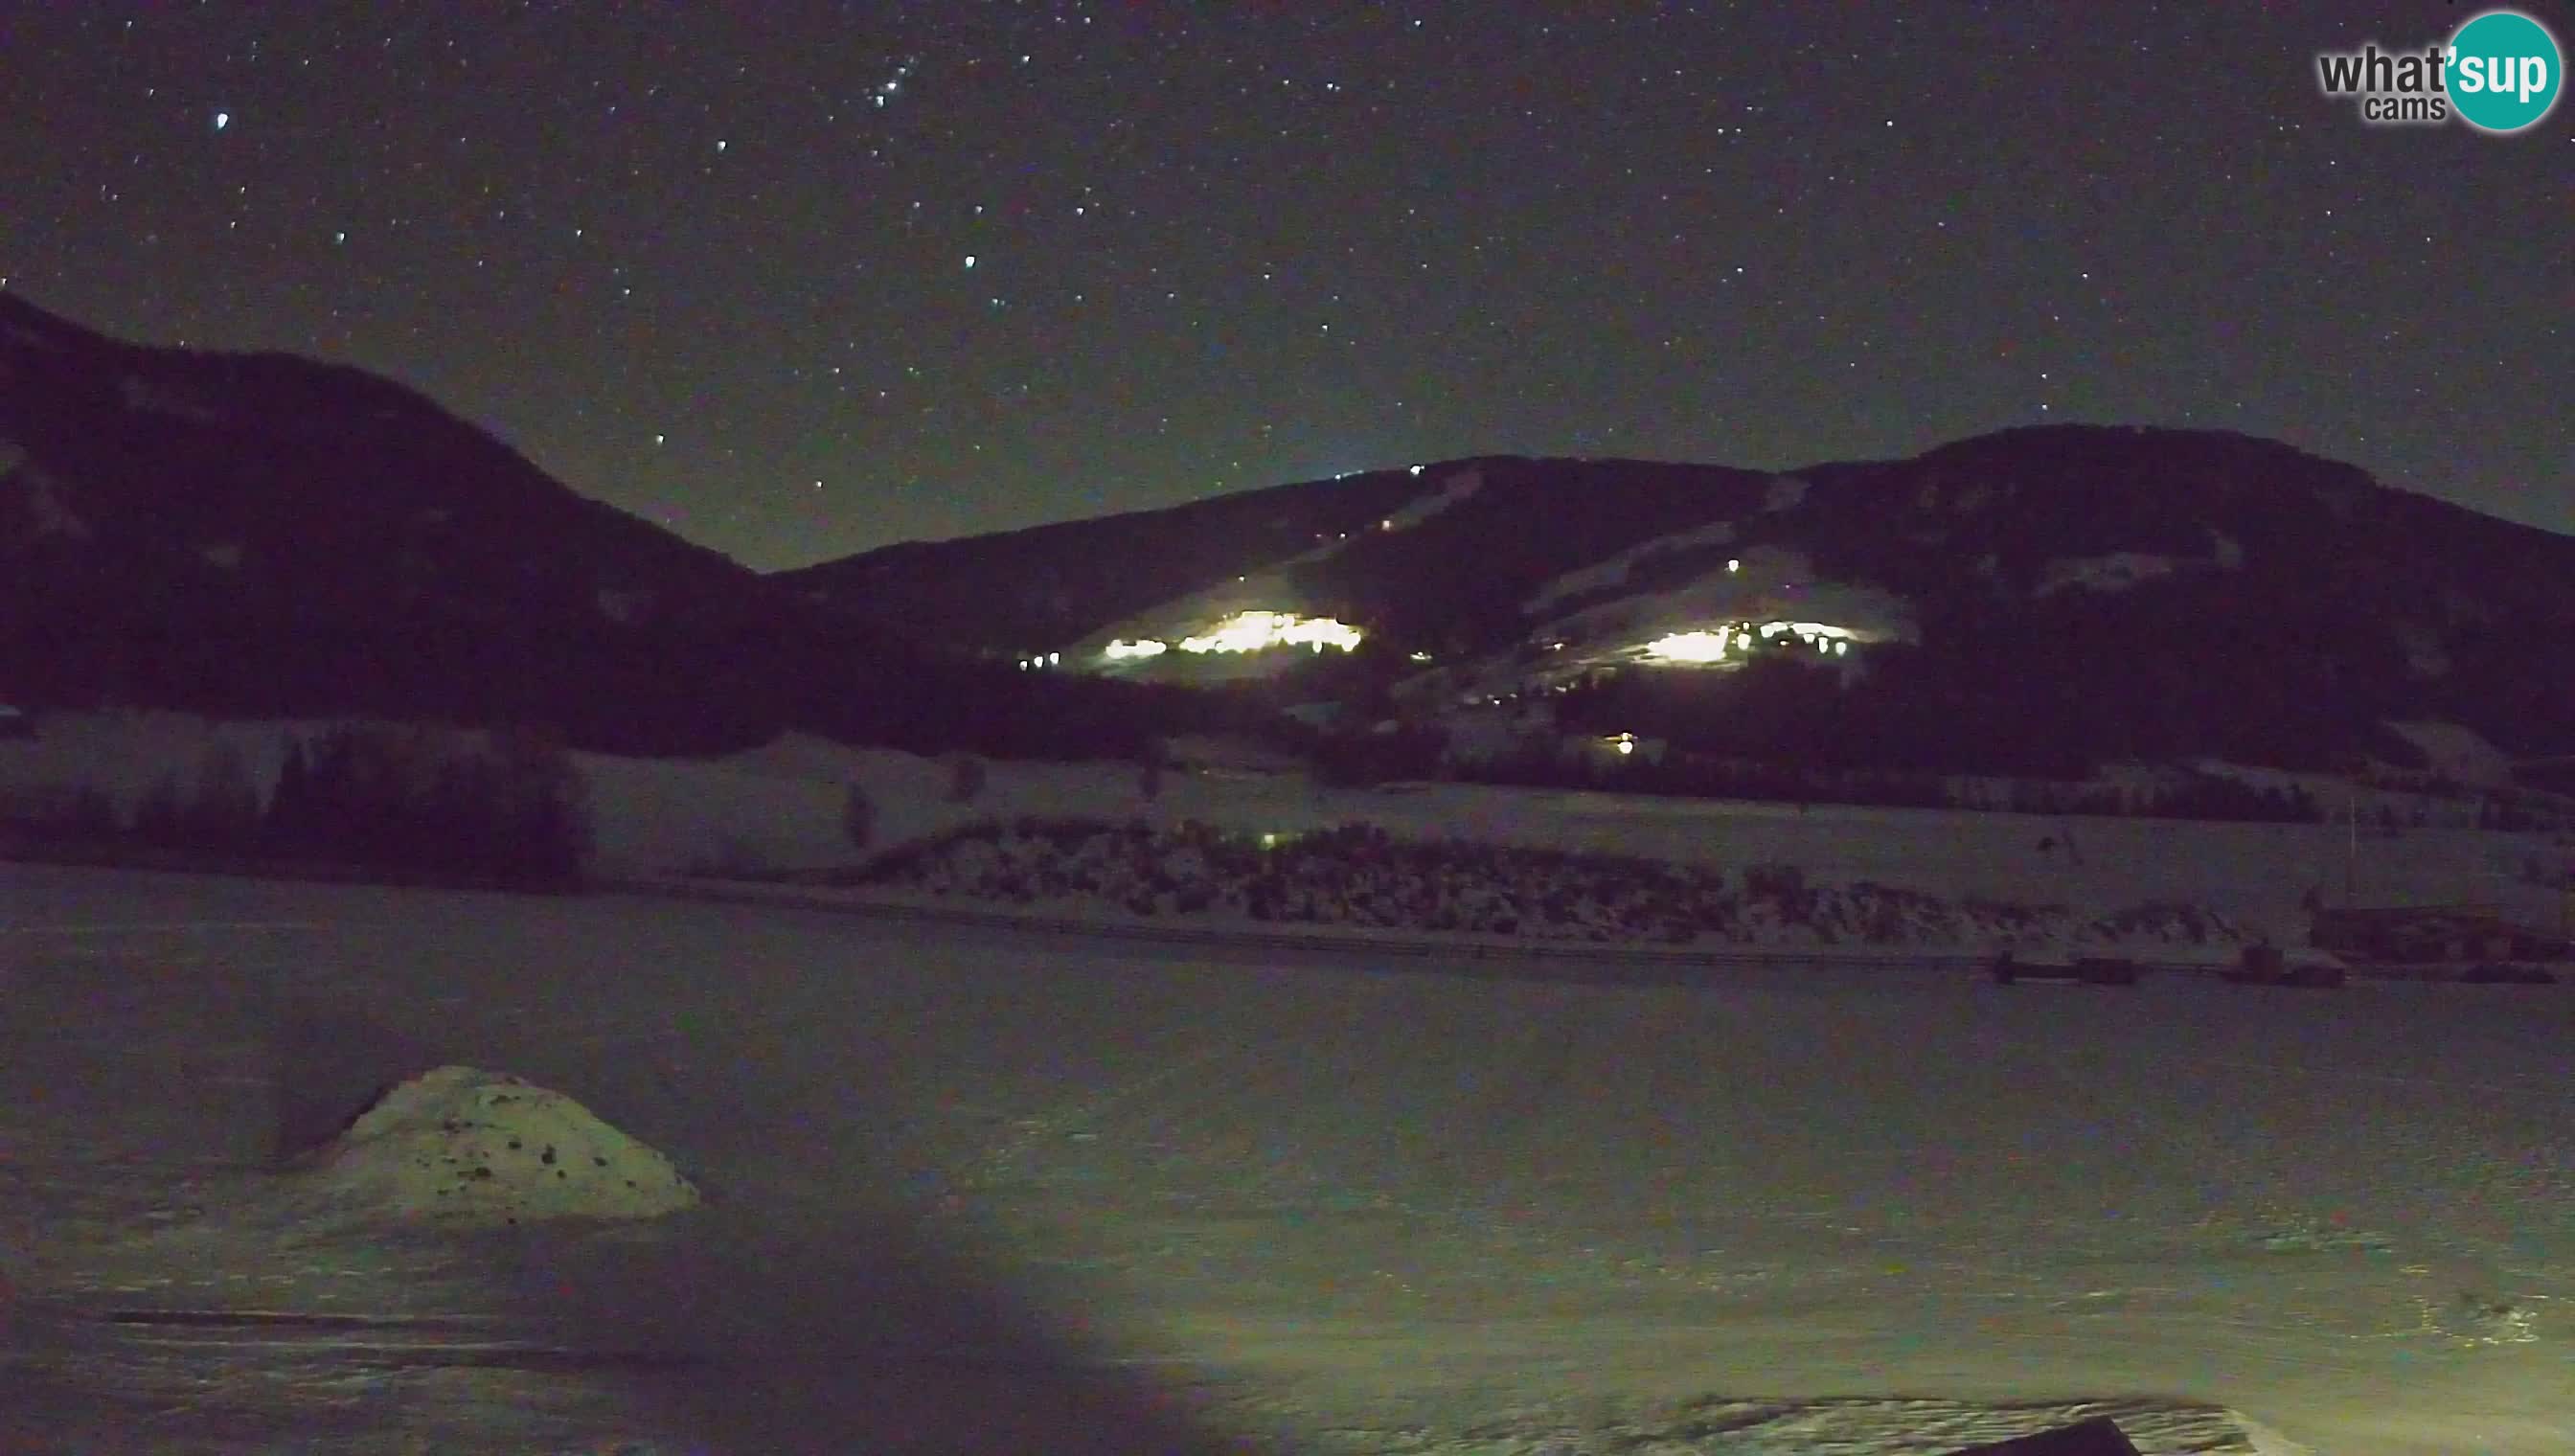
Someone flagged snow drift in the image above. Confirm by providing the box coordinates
[285,1065,699,1226]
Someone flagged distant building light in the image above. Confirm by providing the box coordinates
[1408,650,1432,663]
[1616,739,1635,756]
[1408,464,1424,475]
[1727,558,1741,573]
[1380,518,1393,530]
[1047,651,1060,665]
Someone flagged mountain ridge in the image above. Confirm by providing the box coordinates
[8,290,2569,777]
[787,427,2575,771]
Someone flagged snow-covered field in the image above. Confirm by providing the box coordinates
[9,712,2567,948]
[2,864,2568,1453]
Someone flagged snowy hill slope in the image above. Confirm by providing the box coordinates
[791,429,2575,777]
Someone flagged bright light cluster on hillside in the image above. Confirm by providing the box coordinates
[1102,610,1364,663]
[1641,621,1856,664]
[1644,630,1735,663]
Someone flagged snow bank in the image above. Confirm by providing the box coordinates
[287,1065,698,1226]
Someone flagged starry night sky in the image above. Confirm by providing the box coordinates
[5,2,2567,571]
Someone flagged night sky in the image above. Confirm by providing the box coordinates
[5,3,2567,572]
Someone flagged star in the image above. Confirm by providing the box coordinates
[0,4,2554,571]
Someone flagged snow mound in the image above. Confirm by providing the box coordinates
[292,1065,698,1225]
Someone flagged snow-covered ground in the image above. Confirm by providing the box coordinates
[6,712,2568,947]
[2,864,2567,1453]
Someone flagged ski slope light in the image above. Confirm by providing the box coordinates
[1177,610,1364,654]
[1643,629,1738,663]
[1756,621,1861,645]
[1103,638,1170,660]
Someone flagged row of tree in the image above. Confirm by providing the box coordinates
[60,723,592,887]
[1463,745,2326,823]
[1282,718,2334,825]
[1,615,1259,764]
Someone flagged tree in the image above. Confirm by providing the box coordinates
[134,771,185,847]
[944,751,988,805]
[265,735,317,853]
[187,739,262,852]
[490,724,591,886]
[416,751,505,875]
[303,723,435,865]
[841,780,877,853]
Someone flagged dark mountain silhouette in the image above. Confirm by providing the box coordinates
[793,433,2575,777]
[0,292,1186,759]
[9,290,2567,779]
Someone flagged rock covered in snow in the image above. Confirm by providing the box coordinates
[288,1065,698,1225]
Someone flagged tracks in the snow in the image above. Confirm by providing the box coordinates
[26,1304,710,1373]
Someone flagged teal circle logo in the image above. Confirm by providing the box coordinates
[2447,10,2563,133]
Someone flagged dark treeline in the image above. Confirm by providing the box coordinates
[8,723,591,888]
[1455,739,2326,823]
[1545,642,2384,780]
[0,615,1264,762]
[1292,712,2329,824]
